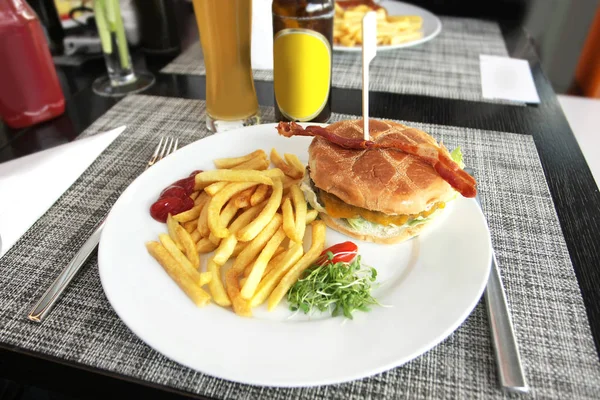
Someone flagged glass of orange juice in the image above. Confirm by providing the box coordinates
[192,0,260,133]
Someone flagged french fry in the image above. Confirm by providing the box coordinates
[390,31,423,45]
[199,271,212,286]
[189,191,199,201]
[173,203,203,223]
[267,221,326,310]
[290,185,307,243]
[243,261,253,279]
[261,247,288,277]
[208,234,221,246]
[208,182,258,238]
[237,179,283,241]
[243,249,285,278]
[213,150,266,169]
[215,236,240,266]
[226,269,252,317]
[183,219,198,233]
[166,214,184,251]
[213,202,265,265]
[208,200,240,245]
[270,148,302,178]
[197,195,212,237]
[232,185,257,208]
[283,175,301,189]
[194,169,274,190]
[194,191,210,206]
[196,237,218,253]
[175,225,200,270]
[273,245,286,258]
[232,213,283,273]
[250,184,270,206]
[190,230,201,242]
[204,181,229,196]
[241,227,287,299]
[305,209,318,224]
[284,153,306,178]
[232,241,247,257]
[207,257,231,307]
[159,234,207,287]
[146,242,210,306]
[250,244,303,308]
[281,197,296,242]
[232,157,269,171]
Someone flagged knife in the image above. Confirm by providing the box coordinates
[466,167,529,393]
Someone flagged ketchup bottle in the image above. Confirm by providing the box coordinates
[0,0,65,129]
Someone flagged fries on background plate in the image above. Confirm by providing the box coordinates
[334,1,423,47]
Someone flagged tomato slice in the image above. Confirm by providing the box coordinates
[320,241,358,264]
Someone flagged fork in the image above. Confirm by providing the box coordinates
[28,136,179,323]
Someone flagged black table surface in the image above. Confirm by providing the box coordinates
[1,21,599,400]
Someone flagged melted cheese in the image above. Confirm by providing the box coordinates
[319,191,445,226]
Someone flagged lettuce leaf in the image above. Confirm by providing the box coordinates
[407,217,429,227]
[346,216,369,231]
[450,147,465,168]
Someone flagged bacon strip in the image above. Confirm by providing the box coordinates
[276,122,477,198]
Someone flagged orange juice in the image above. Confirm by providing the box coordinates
[272,0,333,123]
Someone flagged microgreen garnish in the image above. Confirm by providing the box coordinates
[287,255,379,319]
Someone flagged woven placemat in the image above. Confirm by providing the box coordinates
[161,17,521,105]
[0,94,597,399]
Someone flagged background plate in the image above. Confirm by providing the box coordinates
[334,0,442,52]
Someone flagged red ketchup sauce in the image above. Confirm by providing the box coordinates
[150,170,202,222]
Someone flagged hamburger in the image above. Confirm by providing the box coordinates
[277,118,475,244]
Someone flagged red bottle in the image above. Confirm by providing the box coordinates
[0,0,65,129]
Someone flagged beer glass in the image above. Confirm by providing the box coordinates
[192,0,260,133]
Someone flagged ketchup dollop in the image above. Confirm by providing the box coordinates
[150,170,202,222]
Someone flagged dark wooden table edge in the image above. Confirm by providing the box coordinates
[0,344,218,400]
[1,23,600,399]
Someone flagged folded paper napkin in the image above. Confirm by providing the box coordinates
[479,55,540,103]
[0,126,126,257]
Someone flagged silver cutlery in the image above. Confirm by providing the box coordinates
[28,136,179,323]
[466,167,529,394]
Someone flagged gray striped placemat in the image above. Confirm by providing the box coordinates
[1,94,597,399]
[161,16,521,105]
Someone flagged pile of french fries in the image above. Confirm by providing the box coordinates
[145,149,327,317]
[334,2,424,47]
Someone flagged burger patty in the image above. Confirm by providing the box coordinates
[319,190,445,226]
[301,170,445,227]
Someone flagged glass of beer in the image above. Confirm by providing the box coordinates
[192,0,260,133]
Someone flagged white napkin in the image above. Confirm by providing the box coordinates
[0,126,126,257]
[251,0,273,70]
[479,55,540,104]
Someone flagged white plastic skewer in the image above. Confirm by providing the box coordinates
[362,11,377,141]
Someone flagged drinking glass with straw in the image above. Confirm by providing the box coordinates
[92,0,154,97]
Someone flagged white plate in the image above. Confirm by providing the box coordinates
[334,0,442,52]
[99,124,491,387]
